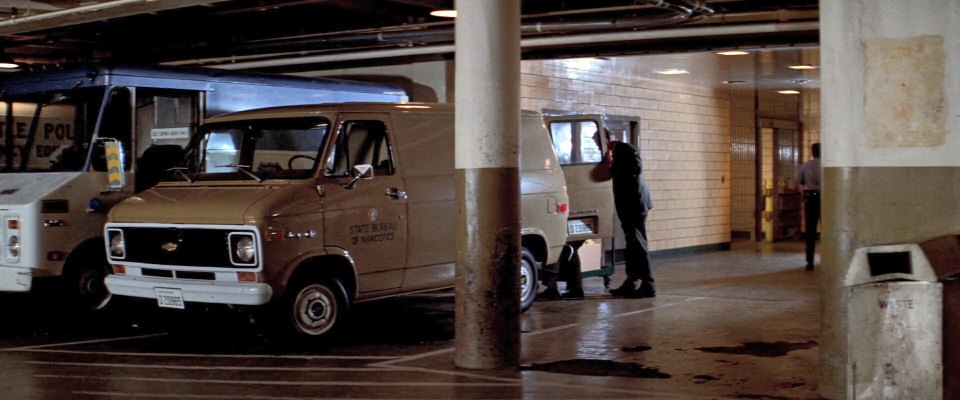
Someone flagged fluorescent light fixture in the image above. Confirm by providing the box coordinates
[778,90,800,94]
[654,68,689,75]
[717,50,750,56]
[722,80,747,84]
[430,9,457,18]
[0,62,18,69]
[788,64,819,70]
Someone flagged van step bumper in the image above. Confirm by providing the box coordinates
[0,266,32,291]
[105,274,272,306]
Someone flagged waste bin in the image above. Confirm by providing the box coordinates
[845,236,960,400]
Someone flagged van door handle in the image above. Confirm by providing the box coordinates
[385,187,407,200]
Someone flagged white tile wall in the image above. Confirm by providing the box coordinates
[521,59,732,252]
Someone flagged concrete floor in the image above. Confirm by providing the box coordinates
[0,240,821,399]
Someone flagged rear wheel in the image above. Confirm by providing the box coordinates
[520,248,539,312]
[283,276,349,340]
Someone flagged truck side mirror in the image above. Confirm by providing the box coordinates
[342,164,374,189]
[101,138,125,191]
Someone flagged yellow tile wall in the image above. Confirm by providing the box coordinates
[522,60,732,252]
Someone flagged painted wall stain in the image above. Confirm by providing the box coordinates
[864,35,946,148]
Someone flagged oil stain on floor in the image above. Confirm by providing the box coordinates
[521,359,671,379]
[695,341,818,357]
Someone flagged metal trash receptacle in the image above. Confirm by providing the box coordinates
[845,243,944,400]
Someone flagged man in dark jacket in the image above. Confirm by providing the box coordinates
[598,128,655,298]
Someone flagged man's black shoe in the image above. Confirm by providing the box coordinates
[561,290,584,300]
[537,287,561,300]
[609,283,637,297]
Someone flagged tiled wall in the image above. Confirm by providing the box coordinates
[519,59,732,251]
[801,89,822,161]
[730,87,757,237]
[313,55,821,252]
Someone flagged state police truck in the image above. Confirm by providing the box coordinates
[0,65,406,309]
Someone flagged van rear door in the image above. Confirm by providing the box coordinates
[544,115,615,274]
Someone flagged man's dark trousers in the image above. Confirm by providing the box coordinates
[621,210,654,287]
[803,191,821,267]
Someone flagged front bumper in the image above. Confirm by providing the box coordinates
[0,266,33,292]
[105,274,273,306]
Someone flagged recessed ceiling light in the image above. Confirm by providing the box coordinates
[778,90,800,94]
[430,9,457,18]
[717,50,750,56]
[654,68,689,75]
[722,80,747,84]
[788,65,819,70]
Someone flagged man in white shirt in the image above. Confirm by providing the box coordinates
[796,143,821,271]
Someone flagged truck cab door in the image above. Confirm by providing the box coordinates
[543,114,616,273]
[319,114,407,297]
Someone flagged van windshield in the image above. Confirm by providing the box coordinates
[0,88,106,172]
[172,117,330,182]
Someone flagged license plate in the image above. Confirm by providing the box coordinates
[568,219,595,235]
[155,288,185,309]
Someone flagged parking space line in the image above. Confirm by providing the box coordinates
[377,364,690,398]
[37,374,522,387]
[73,392,327,400]
[371,296,705,368]
[0,333,169,352]
[524,295,707,337]
[29,360,389,372]
[18,348,397,360]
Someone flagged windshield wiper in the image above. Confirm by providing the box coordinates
[216,164,262,182]
[166,167,194,183]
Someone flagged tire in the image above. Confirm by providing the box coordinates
[62,247,112,311]
[520,248,539,312]
[282,276,349,341]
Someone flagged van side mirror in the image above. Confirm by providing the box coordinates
[342,164,374,189]
[101,138,125,191]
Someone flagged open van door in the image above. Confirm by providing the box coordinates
[544,115,616,281]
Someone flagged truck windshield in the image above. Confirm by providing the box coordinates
[0,88,105,172]
[172,117,330,182]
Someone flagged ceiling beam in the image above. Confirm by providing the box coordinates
[198,20,818,70]
[0,0,231,35]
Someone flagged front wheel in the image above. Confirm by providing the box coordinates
[62,248,112,311]
[282,277,349,341]
[520,248,539,312]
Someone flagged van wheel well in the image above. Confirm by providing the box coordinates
[521,234,547,264]
[287,256,357,302]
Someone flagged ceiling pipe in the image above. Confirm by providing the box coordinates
[166,0,711,65]
[0,0,231,36]
[201,20,818,70]
[208,0,712,57]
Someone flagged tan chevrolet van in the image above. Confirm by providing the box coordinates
[103,103,568,340]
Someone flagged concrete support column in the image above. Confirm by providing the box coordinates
[820,0,960,398]
[453,0,522,369]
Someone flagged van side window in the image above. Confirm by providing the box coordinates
[548,120,601,165]
[325,120,394,177]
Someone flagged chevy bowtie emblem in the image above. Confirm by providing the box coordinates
[161,242,178,252]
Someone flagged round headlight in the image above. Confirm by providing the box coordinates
[7,235,19,258]
[109,233,125,257]
[235,236,256,263]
